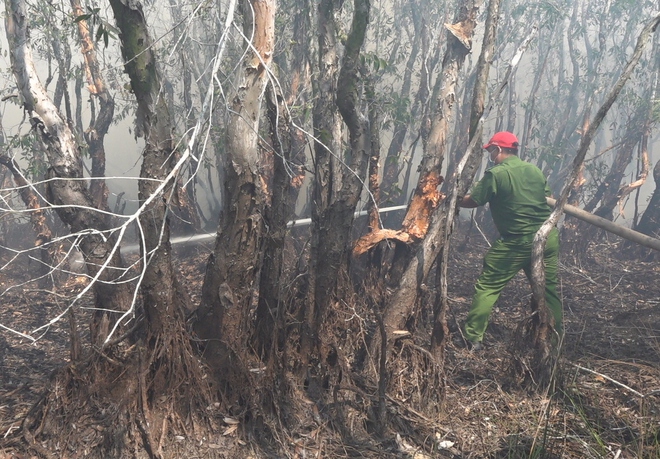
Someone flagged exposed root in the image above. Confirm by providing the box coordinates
[8,318,215,459]
[508,315,562,392]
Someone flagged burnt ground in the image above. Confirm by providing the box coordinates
[0,225,659,458]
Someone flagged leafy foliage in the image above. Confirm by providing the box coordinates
[74,7,118,48]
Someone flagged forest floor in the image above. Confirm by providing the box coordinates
[0,224,659,458]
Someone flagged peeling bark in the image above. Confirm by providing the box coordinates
[6,0,131,346]
[352,172,443,255]
[253,80,303,359]
[431,0,500,362]
[195,0,276,381]
[304,0,371,359]
[71,0,114,212]
[379,0,482,340]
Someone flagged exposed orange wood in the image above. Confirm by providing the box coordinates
[617,134,650,217]
[445,19,476,50]
[353,171,444,255]
[400,171,443,239]
[352,229,412,256]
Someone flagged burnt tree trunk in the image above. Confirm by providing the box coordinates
[194,0,276,390]
[634,158,660,239]
[304,0,341,361]
[6,0,131,347]
[303,0,371,367]
[68,0,214,454]
[381,0,482,340]
[431,0,499,362]
[253,81,304,359]
[304,0,366,361]
[4,0,206,455]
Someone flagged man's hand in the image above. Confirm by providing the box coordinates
[459,195,479,208]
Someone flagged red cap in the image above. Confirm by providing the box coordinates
[483,131,519,150]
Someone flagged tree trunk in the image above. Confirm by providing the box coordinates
[543,3,583,187]
[565,116,647,254]
[4,0,204,454]
[381,0,482,339]
[50,26,73,122]
[304,0,341,360]
[520,24,554,159]
[304,0,372,361]
[109,0,193,338]
[634,158,660,240]
[366,77,382,232]
[253,81,303,359]
[88,0,213,454]
[431,0,499,362]
[633,35,660,246]
[6,0,131,346]
[583,116,646,216]
[195,0,276,388]
[71,0,114,212]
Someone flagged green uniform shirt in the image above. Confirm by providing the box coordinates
[470,156,552,238]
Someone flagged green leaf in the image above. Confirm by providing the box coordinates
[102,21,119,35]
[95,25,104,43]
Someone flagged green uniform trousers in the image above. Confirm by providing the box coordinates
[464,227,562,343]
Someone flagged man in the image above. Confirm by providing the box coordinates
[459,131,562,351]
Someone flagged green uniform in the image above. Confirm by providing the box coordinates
[465,156,562,343]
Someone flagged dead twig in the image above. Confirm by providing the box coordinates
[570,363,644,398]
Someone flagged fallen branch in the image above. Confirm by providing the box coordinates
[548,197,660,252]
[570,363,644,398]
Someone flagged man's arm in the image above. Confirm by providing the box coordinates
[459,195,480,208]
